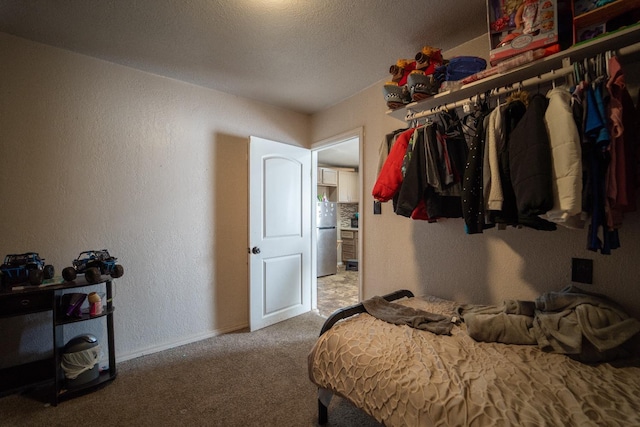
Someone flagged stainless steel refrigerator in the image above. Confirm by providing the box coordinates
[316,202,337,277]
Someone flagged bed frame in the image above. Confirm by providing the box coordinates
[317,289,414,424]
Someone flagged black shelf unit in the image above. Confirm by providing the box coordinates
[0,277,117,405]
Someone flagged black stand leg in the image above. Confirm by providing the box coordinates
[318,399,328,425]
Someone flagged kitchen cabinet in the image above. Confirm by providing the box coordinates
[338,170,359,203]
[318,167,338,186]
[341,229,358,262]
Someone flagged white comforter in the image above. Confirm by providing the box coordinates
[308,295,640,426]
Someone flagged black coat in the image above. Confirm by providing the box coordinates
[509,94,555,228]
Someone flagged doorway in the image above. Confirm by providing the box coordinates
[312,129,362,318]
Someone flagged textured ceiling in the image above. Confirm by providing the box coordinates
[0,0,487,115]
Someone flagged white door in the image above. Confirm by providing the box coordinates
[249,136,311,331]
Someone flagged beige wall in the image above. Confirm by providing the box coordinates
[0,33,310,364]
[2,30,640,367]
[312,35,640,319]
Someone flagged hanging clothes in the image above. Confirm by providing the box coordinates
[372,127,415,203]
[583,80,618,254]
[606,55,639,222]
[397,125,435,221]
[372,50,637,256]
[541,86,583,227]
[572,81,592,217]
[394,110,468,220]
[395,124,436,218]
[376,128,407,180]
[462,108,493,234]
[439,109,470,192]
[491,98,527,227]
[484,104,506,213]
[508,93,556,230]
[425,111,468,219]
[372,126,432,219]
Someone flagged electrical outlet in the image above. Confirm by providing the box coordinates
[571,258,593,284]
[373,201,381,215]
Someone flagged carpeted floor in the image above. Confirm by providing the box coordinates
[0,311,381,427]
[316,265,359,318]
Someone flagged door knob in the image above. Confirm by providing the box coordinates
[251,246,261,254]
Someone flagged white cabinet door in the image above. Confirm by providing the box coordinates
[318,167,337,186]
[338,170,359,203]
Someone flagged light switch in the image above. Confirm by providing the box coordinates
[571,258,593,284]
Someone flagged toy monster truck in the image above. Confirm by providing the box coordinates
[62,249,124,283]
[0,252,55,287]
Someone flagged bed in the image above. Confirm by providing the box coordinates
[308,290,640,426]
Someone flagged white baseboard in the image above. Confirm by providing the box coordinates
[116,321,249,362]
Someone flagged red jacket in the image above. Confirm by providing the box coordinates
[372,127,431,220]
[372,128,414,202]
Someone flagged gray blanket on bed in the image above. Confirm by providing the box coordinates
[363,295,454,335]
[457,286,640,361]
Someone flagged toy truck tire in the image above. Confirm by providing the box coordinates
[43,265,55,280]
[28,269,43,286]
[62,267,77,282]
[85,267,101,284]
[111,264,124,278]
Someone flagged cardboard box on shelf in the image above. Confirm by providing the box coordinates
[487,0,559,66]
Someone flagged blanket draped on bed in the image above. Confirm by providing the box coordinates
[362,295,455,335]
[309,295,640,427]
[457,285,640,361]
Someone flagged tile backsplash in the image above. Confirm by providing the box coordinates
[339,203,358,228]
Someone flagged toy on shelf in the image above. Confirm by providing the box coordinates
[406,71,442,102]
[414,46,444,75]
[382,81,410,110]
[383,59,414,109]
[389,58,416,86]
[383,45,446,108]
[62,249,124,284]
[0,252,54,287]
[88,291,103,315]
[61,293,87,317]
[488,0,559,66]
[407,46,446,102]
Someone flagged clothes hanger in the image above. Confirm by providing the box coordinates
[604,50,613,78]
[583,57,591,84]
[573,61,583,85]
[565,71,574,89]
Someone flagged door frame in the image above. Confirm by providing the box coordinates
[311,127,363,310]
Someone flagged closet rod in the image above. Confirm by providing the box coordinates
[617,40,640,57]
[405,64,574,122]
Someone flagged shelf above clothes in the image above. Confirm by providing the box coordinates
[386,24,640,122]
